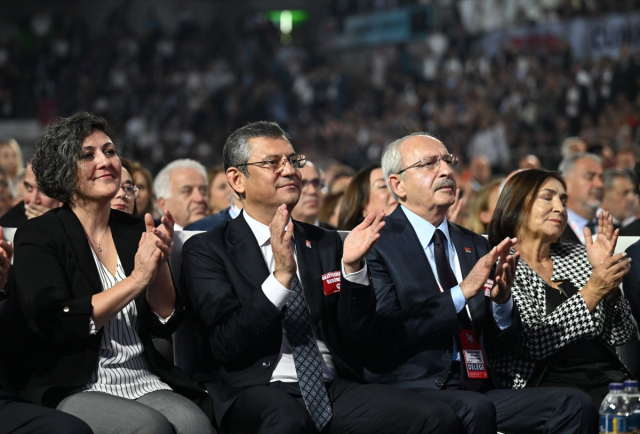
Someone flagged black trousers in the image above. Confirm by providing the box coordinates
[416,372,598,434]
[0,387,92,434]
[223,379,463,434]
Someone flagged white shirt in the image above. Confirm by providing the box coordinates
[243,211,369,382]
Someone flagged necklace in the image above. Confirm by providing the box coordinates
[91,226,109,253]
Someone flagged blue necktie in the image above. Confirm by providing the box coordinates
[284,275,333,431]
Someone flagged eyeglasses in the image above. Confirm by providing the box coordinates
[237,155,306,173]
[301,178,323,189]
[120,184,139,199]
[396,154,459,175]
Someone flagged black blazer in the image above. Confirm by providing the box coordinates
[180,212,375,426]
[364,207,519,390]
[8,205,211,417]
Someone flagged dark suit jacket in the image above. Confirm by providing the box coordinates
[364,207,518,391]
[0,201,26,228]
[184,208,233,231]
[624,240,640,328]
[180,211,376,426]
[621,219,640,236]
[7,205,211,417]
[561,224,582,245]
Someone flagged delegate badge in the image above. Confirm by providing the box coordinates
[459,329,488,379]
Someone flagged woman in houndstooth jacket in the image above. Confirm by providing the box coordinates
[487,169,634,408]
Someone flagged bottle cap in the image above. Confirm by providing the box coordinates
[623,380,638,388]
[609,383,624,390]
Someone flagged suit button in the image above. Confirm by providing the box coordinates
[436,379,444,388]
[262,361,271,368]
[63,307,70,313]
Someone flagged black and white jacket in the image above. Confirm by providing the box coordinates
[490,243,633,389]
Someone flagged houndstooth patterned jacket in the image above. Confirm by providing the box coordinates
[489,242,634,389]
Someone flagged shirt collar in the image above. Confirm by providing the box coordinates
[243,211,293,247]
[229,203,241,219]
[401,205,450,250]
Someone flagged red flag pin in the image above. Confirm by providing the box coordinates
[306,240,312,248]
[464,247,471,253]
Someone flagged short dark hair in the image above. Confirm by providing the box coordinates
[32,111,111,203]
[338,164,380,230]
[223,121,290,176]
[488,169,566,245]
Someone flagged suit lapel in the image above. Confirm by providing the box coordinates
[226,212,270,291]
[386,208,439,308]
[109,211,140,276]
[293,222,323,322]
[449,222,484,324]
[56,205,102,295]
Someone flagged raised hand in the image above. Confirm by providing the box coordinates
[270,204,297,288]
[586,210,617,268]
[0,227,13,290]
[491,249,520,304]
[460,237,516,300]
[131,232,163,288]
[25,203,51,219]
[446,189,466,225]
[582,252,631,311]
[342,210,385,274]
[146,211,175,262]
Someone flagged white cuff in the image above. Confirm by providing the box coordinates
[262,273,295,310]
[341,260,369,286]
[153,309,176,324]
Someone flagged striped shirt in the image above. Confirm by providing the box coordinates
[77,246,172,399]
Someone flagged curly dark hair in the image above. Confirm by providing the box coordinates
[32,112,111,203]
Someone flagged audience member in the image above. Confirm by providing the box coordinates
[184,191,242,231]
[110,159,138,215]
[601,169,636,228]
[621,161,640,236]
[0,162,62,228]
[623,239,640,332]
[519,155,542,170]
[488,169,633,408]
[338,164,397,230]
[464,178,503,235]
[11,171,24,205]
[181,121,463,434]
[9,112,213,434]
[0,139,24,185]
[291,160,334,229]
[558,153,604,244]
[616,147,636,173]
[129,161,157,218]
[468,156,491,191]
[560,137,587,158]
[327,165,356,195]
[319,191,343,229]
[0,168,13,218]
[365,133,596,434]
[154,159,209,230]
[0,227,93,434]
[207,166,231,215]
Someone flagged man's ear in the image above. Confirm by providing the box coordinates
[156,197,167,213]
[387,174,406,202]
[227,168,246,198]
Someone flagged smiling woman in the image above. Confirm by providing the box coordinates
[10,112,213,434]
[488,169,634,408]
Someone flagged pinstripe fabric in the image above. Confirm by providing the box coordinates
[77,246,172,399]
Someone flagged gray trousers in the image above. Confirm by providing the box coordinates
[57,390,214,434]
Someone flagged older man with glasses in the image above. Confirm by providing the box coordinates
[291,160,336,230]
[180,121,462,434]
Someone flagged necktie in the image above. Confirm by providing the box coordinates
[284,275,332,431]
[433,229,481,390]
[586,219,597,235]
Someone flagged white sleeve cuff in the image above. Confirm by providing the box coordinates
[153,309,176,324]
[262,273,294,310]
[492,295,514,330]
[89,317,98,335]
[341,260,369,286]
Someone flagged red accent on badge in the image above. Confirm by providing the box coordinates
[321,271,341,295]
[464,247,471,253]
[483,279,494,297]
[306,240,311,248]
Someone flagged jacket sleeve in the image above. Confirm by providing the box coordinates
[181,234,283,364]
[599,295,634,347]
[14,223,94,344]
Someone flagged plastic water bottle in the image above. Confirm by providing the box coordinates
[600,383,630,434]
[623,380,640,433]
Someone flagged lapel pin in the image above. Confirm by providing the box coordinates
[464,247,471,253]
[306,240,312,249]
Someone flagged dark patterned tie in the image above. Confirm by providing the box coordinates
[586,219,597,235]
[284,275,332,431]
[433,229,481,391]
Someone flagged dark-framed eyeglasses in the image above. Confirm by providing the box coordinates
[120,184,139,199]
[237,155,306,173]
[396,154,459,175]
[301,178,323,189]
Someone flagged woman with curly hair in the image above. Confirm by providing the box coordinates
[10,112,213,434]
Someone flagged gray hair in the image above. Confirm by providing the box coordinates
[381,132,440,201]
[154,159,207,200]
[604,168,633,192]
[32,111,111,203]
[223,121,290,176]
[558,152,602,177]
